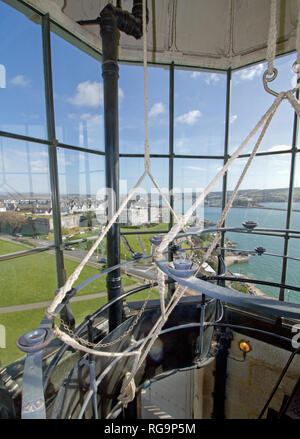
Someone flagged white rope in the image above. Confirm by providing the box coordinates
[194,92,284,271]
[266,0,278,76]
[156,92,285,258]
[286,90,300,115]
[44,0,300,410]
[52,324,140,358]
[124,92,285,389]
[157,268,166,315]
[143,0,150,173]
[296,0,300,65]
[46,170,147,318]
[118,372,136,407]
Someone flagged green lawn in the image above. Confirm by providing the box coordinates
[64,223,167,261]
[0,287,160,367]
[0,297,107,366]
[0,236,159,366]
[0,238,137,307]
[120,223,168,260]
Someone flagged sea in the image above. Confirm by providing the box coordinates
[173,200,300,304]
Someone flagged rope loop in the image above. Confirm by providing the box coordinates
[118,372,136,407]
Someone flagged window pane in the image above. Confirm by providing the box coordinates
[291,152,300,230]
[0,2,46,138]
[51,33,104,151]
[224,233,284,300]
[286,238,300,304]
[120,157,170,230]
[119,64,169,154]
[174,158,223,224]
[174,69,226,156]
[0,250,57,366]
[230,53,296,155]
[225,155,291,230]
[57,148,105,206]
[0,136,52,248]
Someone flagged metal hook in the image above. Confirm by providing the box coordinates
[292,61,300,74]
[263,68,279,97]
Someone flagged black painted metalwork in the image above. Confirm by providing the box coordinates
[258,350,298,419]
[220,68,231,269]
[212,327,232,419]
[280,86,299,301]
[41,14,74,329]
[97,1,149,332]
[100,6,121,332]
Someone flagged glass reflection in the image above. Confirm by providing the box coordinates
[0,2,46,138]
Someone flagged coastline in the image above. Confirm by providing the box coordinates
[225,254,250,267]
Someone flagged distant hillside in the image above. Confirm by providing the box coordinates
[206,187,300,204]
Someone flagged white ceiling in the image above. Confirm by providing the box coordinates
[22,0,299,69]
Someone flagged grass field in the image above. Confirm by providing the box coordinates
[0,287,160,366]
[0,236,159,366]
[0,238,138,307]
[66,223,168,260]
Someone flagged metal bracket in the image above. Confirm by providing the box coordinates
[17,328,53,419]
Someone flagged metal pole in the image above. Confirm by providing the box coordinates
[212,328,232,419]
[168,62,175,300]
[100,8,122,332]
[219,68,231,287]
[169,62,175,229]
[42,14,73,327]
[279,87,299,301]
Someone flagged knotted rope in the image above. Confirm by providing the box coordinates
[45,0,300,407]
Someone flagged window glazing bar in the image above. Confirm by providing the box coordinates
[279,87,299,301]
[0,245,56,262]
[0,130,50,145]
[219,68,232,286]
[42,13,75,327]
[57,141,105,155]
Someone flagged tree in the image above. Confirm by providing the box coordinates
[0,212,28,235]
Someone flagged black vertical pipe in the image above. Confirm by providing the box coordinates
[42,14,74,327]
[169,62,175,229]
[100,8,122,332]
[148,192,151,223]
[279,87,299,301]
[214,69,233,417]
[168,62,175,300]
[83,120,91,198]
[219,68,232,287]
[212,328,232,419]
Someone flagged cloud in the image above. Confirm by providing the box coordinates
[175,110,202,126]
[149,102,165,118]
[118,87,124,101]
[10,74,31,87]
[186,166,205,171]
[237,63,264,81]
[230,115,238,124]
[205,73,220,85]
[267,145,291,152]
[0,64,6,88]
[29,159,48,173]
[68,81,103,107]
[175,138,191,154]
[68,80,124,108]
[191,72,201,79]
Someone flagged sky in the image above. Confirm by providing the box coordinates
[0,0,299,200]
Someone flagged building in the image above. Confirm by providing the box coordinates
[0,0,300,422]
